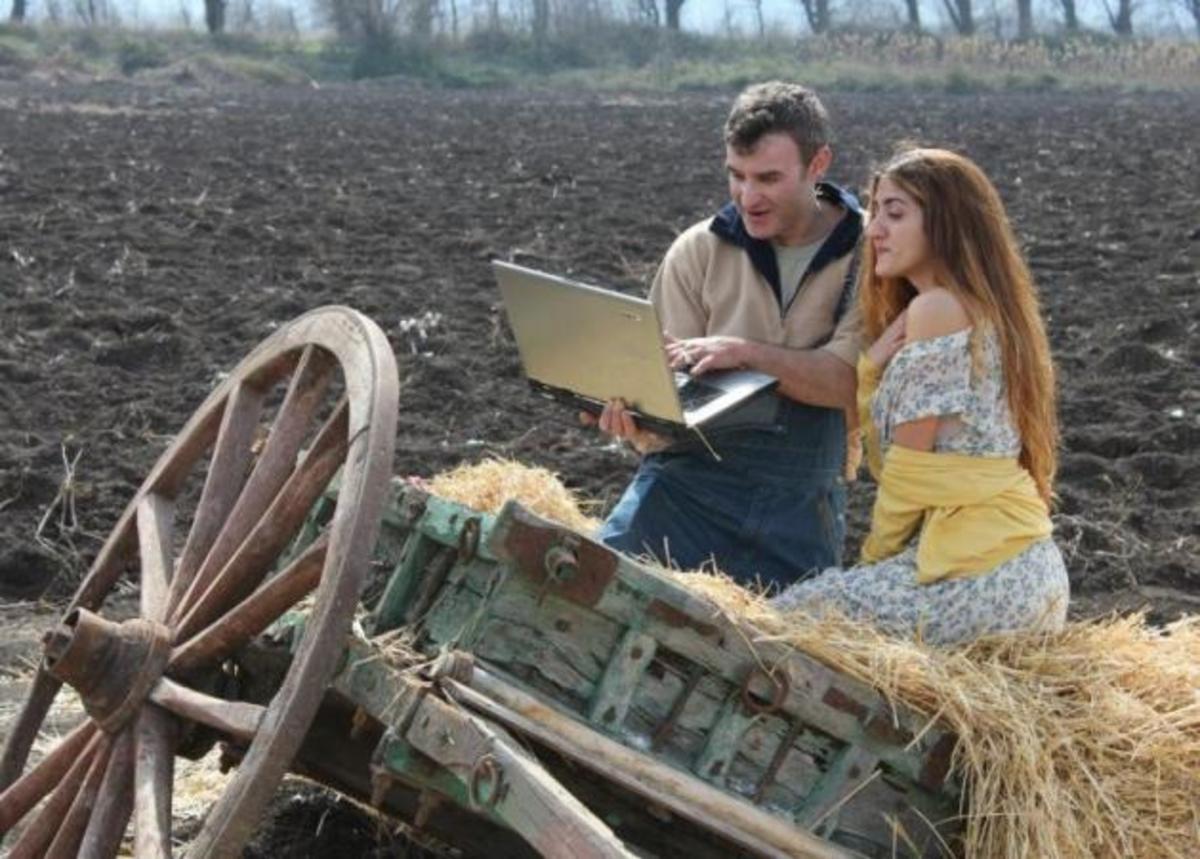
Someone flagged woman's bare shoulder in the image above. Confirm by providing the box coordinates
[905,288,972,343]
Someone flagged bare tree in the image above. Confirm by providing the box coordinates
[631,0,659,25]
[941,0,974,34]
[316,0,398,41]
[750,0,765,37]
[1183,0,1200,35]
[903,0,921,30]
[72,0,119,24]
[1016,0,1033,38]
[1053,0,1079,31]
[797,0,831,33]
[410,0,436,36]
[9,0,26,22]
[230,0,256,30]
[664,0,685,29]
[205,0,227,32]
[531,0,550,42]
[1103,0,1133,34]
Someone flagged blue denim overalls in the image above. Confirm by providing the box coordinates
[599,184,861,590]
[598,400,846,590]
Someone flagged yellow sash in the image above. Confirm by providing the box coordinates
[856,354,1052,584]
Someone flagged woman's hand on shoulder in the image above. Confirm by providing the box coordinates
[903,289,972,343]
[866,310,908,369]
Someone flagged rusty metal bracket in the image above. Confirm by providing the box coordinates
[650,664,705,752]
[537,534,580,605]
[457,517,481,562]
[488,502,618,608]
[403,545,459,625]
[425,649,476,686]
[753,717,804,803]
[740,664,790,717]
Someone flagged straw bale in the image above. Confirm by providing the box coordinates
[441,459,1200,859]
[671,568,1200,859]
[427,457,600,533]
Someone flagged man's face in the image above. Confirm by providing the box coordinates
[725,132,823,245]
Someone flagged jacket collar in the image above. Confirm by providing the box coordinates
[709,182,863,305]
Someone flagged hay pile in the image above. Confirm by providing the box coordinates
[427,458,600,534]
[679,569,1200,859]
[431,458,1200,859]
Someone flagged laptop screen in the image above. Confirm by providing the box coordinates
[493,261,685,422]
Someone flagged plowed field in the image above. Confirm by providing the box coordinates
[0,78,1197,852]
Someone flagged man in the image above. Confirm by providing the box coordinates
[591,81,863,590]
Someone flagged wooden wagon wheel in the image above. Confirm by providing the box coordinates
[0,306,399,857]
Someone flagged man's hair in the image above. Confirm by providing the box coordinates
[723,81,832,163]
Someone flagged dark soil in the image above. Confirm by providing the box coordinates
[0,79,1197,853]
[1,81,1196,619]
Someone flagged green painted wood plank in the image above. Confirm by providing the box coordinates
[693,688,758,785]
[587,628,658,730]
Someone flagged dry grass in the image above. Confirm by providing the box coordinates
[434,458,1200,859]
[427,457,601,534]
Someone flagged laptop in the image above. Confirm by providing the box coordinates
[493,261,778,435]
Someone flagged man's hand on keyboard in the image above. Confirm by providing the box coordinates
[665,334,750,375]
[580,399,670,455]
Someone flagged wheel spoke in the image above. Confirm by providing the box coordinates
[6,731,106,859]
[173,400,349,643]
[0,669,65,792]
[0,719,96,834]
[134,705,176,859]
[78,727,135,859]
[169,535,329,675]
[43,731,114,859]
[148,678,265,743]
[169,354,337,628]
[137,493,175,622]
[164,381,265,621]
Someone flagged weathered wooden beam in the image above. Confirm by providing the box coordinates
[449,664,855,859]
[402,693,636,859]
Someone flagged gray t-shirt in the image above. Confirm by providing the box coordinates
[774,239,823,311]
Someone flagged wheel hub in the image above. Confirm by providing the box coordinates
[42,607,171,733]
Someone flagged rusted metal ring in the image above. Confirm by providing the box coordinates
[740,665,790,716]
[457,517,481,562]
[543,542,579,583]
[468,753,505,810]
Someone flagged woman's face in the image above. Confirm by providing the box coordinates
[866,176,938,288]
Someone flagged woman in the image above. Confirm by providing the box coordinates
[771,148,1069,645]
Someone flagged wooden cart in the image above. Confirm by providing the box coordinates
[0,309,961,858]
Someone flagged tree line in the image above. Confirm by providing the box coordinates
[6,0,1199,45]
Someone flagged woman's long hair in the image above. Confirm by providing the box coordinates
[858,147,1058,505]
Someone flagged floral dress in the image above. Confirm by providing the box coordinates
[771,329,1069,645]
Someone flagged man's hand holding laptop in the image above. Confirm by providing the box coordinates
[582,332,752,454]
[580,400,671,454]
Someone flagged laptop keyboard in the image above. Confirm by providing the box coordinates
[674,373,725,411]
